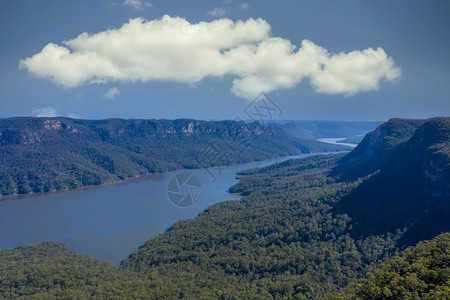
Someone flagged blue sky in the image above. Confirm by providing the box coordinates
[0,0,449,121]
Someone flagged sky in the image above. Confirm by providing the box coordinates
[1,0,449,121]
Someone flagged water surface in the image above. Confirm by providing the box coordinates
[317,137,357,148]
[0,154,312,264]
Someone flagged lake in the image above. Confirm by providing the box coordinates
[0,154,313,264]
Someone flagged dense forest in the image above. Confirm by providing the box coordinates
[0,117,448,298]
[0,117,348,197]
[2,233,446,299]
[334,233,450,300]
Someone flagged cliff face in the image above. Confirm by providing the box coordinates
[0,118,258,145]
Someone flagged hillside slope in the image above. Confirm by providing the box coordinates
[330,118,426,180]
[333,118,450,246]
[334,233,450,300]
[0,117,348,197]
[0,242,156,298]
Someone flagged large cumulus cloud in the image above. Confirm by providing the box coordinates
[20,15,401,99]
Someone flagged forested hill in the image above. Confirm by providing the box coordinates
[331,118,427,180]
[333,117,450,246]
[0,117,349,197]
[334,233,450,299]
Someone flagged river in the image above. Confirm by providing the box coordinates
[317,137,357,148]
[0,154,314,264]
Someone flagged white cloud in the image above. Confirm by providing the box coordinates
[240,3,249,10]
[123,0,152,10]
[19,16,401,100]
[104,87,120,99]
[207,7,227,18]
[32,107,59,117]
[67,113,80,119]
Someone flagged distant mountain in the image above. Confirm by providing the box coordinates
[333,117,450,246]
[268,120,381,139]
[0,117,349,197]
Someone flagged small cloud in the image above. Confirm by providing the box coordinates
[32,107,59,117]
[104,87,120,99]
[207,7,227,18]
[240,3,249,10]
[123,0,152,10]
[67,113,80,119]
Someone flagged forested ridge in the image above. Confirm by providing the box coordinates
[333,117,450,246]
[334,233,450,299]
[0,117,348,197]
[0,117,448,298]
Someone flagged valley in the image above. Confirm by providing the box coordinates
[2,2,448,298]
[0,117,448,299]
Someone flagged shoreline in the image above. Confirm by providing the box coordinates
[0,157,282,202]
[316,137,358,148]
[0,172,165,202]
[0,151,347,202]
[0,151,347,264]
